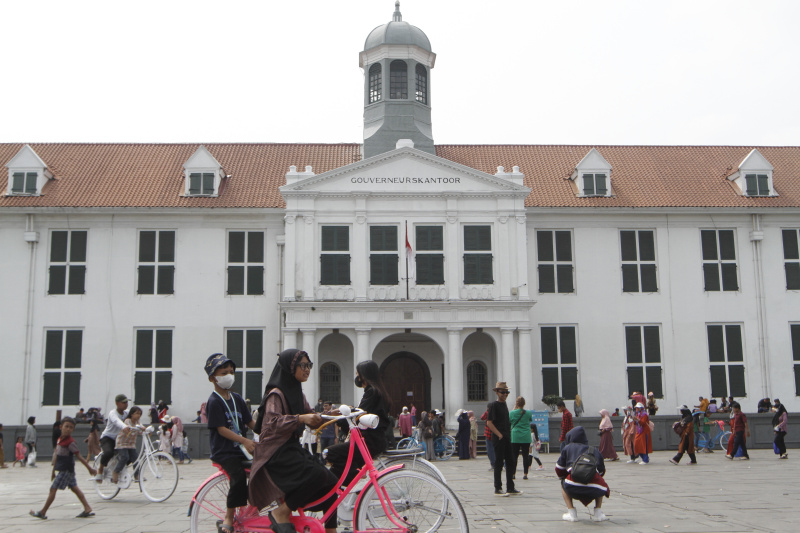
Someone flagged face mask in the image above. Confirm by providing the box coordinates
[216,374,235,390]
[354,375,364,388]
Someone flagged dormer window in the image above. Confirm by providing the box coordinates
[582,173,608,197]
[571,148,612,198]
[183,145,226,197]
[728,149,776,197]
[5,144,53,196]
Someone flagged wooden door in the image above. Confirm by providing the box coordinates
[381,354,428,416]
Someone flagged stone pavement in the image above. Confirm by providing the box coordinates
[0,449,795,532]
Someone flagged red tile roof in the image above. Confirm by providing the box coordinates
[1,143,798,209]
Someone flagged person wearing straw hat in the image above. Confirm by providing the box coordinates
[486,382,522,496]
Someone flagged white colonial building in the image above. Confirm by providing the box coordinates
[2,4,799,426]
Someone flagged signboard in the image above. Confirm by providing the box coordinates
[530,410,550,443]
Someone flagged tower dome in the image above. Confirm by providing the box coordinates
[364,2,432,52]
[360,2,437,159]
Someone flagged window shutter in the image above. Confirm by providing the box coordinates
[155,371,172,404]
[555,231,572,261]
[627,367,644,397]
[68,265,86,294]
[138,266,155,294]
[622,264,639,292]
[718,230,736,261]
[556,264,574,293]
[25,172,38,194]
[203,173,214,194]
[707,325,725,362]
[227,266,245,294]
[640,264,658,292]
[247,266,264,294]
[232,370,244,396]
[157,265,175,294]
[542,367,559,397]
[139,231,156,262]
[12,172,24,192]
[155,330,173,367]
[536,231,553,262]
[792,325,800,361]
[540,327,558,365]
[785,263,800,290]
[463,254,477,284]
[745,175,757,196]
[595,174,607,195]
[225,330,243,368]
[620,231,637,261]
[246,330,263,367]
[51,231,69,262]
[783,230,800,260]
[246,371,263,403]
[724,325,743,361]
[45,331,63,369]
[42,373,61,406]
[189,173,200,194]
[638,231,655,261]
[645,367,663,398]
[134,371,152,405]
[560,327,577,364]
[158,231,176,262]
[229,232,245,263]
[136,330,153,368]
[703,264,720,291]
[709,366,727,397]
[757,174,769,195]
[70,231,87,262]
[625,327,643,364]
[728,365,746,397]
[248,232,265,263]
[561,367,578,399]
[721,263,738,291]
[643,326,661,363]
[465,226,490,251]
[582,174,595,196]
[64,331,82,368]
[49,266,67,294]
[63,372,81,405]
[538,265,555,293]
[700,230,718,260]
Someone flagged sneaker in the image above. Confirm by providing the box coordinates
[626,459,637,464]
[522,475,528,480]
[536,465,544,470]
[488,466,495,471]
[725,455,733,460]
[669,458,679,465]
[689,461,698,465]
[562,509,578,522]
[507,489,523,495]
[590,509,608,522]
[494,490,507,496]
[639,461,649,465]
[741,456,750,460]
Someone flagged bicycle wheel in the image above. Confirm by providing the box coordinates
[190,473,229,533]
[93,454,121,500]
[355,470,469,532]
[397,438,415,450]
[720,432,731,449]
[696,434,708,450]
[381,456,447,483]
[442,436,455,459]
[140,451,178,502]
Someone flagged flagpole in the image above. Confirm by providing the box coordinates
[405,220,409,301]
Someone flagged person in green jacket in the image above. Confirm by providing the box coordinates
[509,396,534,479]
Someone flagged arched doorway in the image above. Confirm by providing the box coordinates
[380,351,431,414]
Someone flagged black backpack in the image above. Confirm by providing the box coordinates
[570,447,598,484]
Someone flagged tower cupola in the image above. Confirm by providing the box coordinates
[360,2,436,158]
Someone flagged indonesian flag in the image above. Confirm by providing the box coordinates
[405,225,415,279]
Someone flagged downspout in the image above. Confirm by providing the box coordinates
[750,214,770,396]
[276,234,285,355]
[22,214,39,423]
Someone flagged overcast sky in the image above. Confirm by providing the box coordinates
[2,0,798,146]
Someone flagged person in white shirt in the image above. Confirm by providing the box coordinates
[95,394,130,482]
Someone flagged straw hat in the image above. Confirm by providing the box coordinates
[492,381,510,392]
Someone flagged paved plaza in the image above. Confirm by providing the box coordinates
[0,449,794,532]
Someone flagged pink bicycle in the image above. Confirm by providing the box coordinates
[188,407,468,532]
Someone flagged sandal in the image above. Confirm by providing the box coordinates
[268,511,296,533]
[76,511,95,518]
[216,520,234,533]
[29,510,47,520]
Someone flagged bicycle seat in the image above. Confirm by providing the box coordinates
[383,447,424,456]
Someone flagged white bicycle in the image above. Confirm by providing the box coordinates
[93,425,178,502]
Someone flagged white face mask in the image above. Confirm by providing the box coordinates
[215,374,235,390]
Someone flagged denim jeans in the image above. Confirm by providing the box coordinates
[485,437,496,468]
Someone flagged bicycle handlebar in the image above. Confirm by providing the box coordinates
[314,406,375,436]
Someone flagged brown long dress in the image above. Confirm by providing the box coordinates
[599,428,619,460]
[85,427,101,459]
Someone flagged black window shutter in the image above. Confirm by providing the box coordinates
[638,231,655,261]
[25,172,38,194]
[416,255,432,284]
[710,366,727,398]
[63,372,81,405]
[718,230,736,260]
[227,330,244,367]
[540,327,558,365]
[745,175,757,196]
[70,231,87,262]
[795,365,800,397]
[138,266,155,294]
[640,264,658,292]
[792,324,800,361]
[12,172,24,192]
[139,231,156,262]
[541,367,559,397]
[49,266,67,294]
[134,371,152,405]
[782,230,799,260]
[561,367,578,399]
[68,265,86,294]
[136,330,153,368]
[707,325,725,362]
[595,174,607,195]
[64,331,82,368]
[721,263,738,291]
[246,330,263,367]
[157,265,175,294]
[158,231,176,262]
[757,174,769,195]
[625,326,642,364]
[51,231,69,262]
[643,326,661,363]
[786,263,800,290]
[538,265,555,293]
[556,264,574,293]
[645,366,663,398]
[335,255,351,285]
[42,373,61,405]
[537,231,554,262]
[247,266,264,294]
[229,232,245,263]
[728,365,746,397]
[45,330,63,369]
[320,255,334,284]
[246,371,263,403]
[248,232,264,263]
[555,231,572,261]
[560,327,577,364]
[203,173,214,194]
[725,325,743,361]
[463,254,477,284]
[155,371,172,404]
[700,230,718,260]
[189,173,200,194]
[232,370,244,396]
[155,330,172,367]
[703,264,720,291]
[620,231,637,261]
[227,266,245,294]
[627,367,644,397]
[583,174,595,196]
[622,264,639,292]
[477,255,493,284]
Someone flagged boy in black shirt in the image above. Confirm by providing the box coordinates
[205,353,255,533]
[486,381,521,496]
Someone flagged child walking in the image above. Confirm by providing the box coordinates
[181,431,193,463]
[13,436,26,467]
[29,417,96,520]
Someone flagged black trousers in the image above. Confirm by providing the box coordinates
[774,431,787,455]
[218,456,249,509]
[492,436,515,491]
[511,443,532,475]
[731,432,749,458]
[99,436,116,467]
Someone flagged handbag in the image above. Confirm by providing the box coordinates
[534,440,541,452]
[27,448,37,466]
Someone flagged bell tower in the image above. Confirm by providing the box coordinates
[360,2,436,158]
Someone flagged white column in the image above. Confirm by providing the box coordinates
[283,215,297,300]
[497,216,511,298]
[500,327,516,391]
[446,208,460,300]
[283,329,298,352]
[446,327,463,429]
[302,215,315,301]
[518,328,534,406]
[301,329,318,404]
[354,328,371,406]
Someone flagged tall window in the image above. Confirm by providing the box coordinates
[227,231,264,295]
[415,64,427,104]
[137,230,175,295]
[792,324,800,396]
[370,226,398,285]
[582,173,607,196]
[783,229,800,290]
[226,329,263,402]
[466,361,487,402]
[321,226,350,285]
[463,226,493,284]
[541,326,578,399]
[621,230,658,292]
[320,362,342,404]
[537,230,574,293]
[389,60,407,99]
[42,330,82,406]
[701,230,738,291]
[11,171,37,194]
[744,174,770,196]
[48,230,87,295]
[188,172,215,195]
[415,226,444,285]
[707,324,746,398]
[134,329,173,405]
[625,325,663,398]
[369,63,382,103]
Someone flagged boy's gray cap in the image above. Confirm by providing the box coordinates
[115,394,130,403]
[205,353,236,377]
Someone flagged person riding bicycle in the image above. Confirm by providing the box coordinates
[249,349,339,533]
[325,360,391,485]
[95,394,130,482]
[205,353,256,533]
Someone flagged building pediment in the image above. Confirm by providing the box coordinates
[280,145,530,198]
